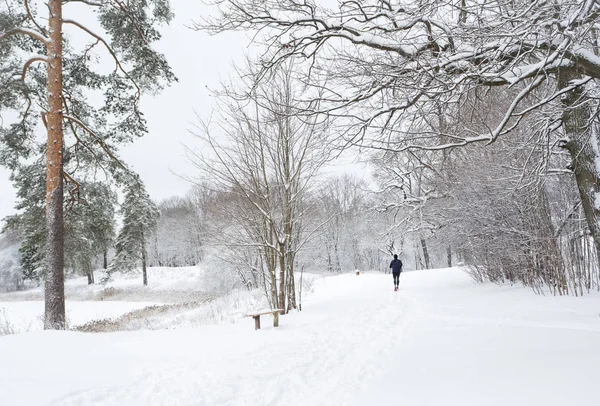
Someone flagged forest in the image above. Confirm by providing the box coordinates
[0,0,599,329]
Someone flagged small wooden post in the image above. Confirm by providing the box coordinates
[273,311,280,327]
[253,315,260,330]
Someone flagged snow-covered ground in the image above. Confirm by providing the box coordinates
[0,301,156,334]
[0,267,319,333]
[0,266,218,333]
[1,267,599,405]
[0,266,216,302]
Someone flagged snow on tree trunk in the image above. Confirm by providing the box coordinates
[141,231,148,286]
[287,257,296,310]
[421,238,431,270]
[563,134,600,273]
[559,70,600,274]
[278,242,286,312]
[44,0,66,330]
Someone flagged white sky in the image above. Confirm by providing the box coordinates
[0,1,367,223]
[0,2,249,221]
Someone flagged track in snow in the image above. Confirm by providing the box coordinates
[1,268,599,406]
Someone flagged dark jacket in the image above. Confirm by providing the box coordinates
[390,258,403,273]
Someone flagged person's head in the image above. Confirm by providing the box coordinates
[393,254,398,259]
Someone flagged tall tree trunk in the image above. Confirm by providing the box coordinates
[559,70,600,274]
[564,140,600,272]
[103,250,108,270]
[286,247,296,310]
[265,226,278,309]
[325,238,333,272]
[278,242,286,312]
[333,237,342,272]
[414,242,421,270]
[141,232,148,286]
[44,0,65,330]
[421,238,431,269]
[87,270,94,285]
[446,246,452,267]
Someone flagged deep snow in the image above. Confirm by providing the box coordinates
[1,267,599,405]
[0,266,217,333]
[0,301,156,333]
[0,267,316,333]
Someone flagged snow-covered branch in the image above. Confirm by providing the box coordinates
[0,28,49,45]
[20,56,48,81]
[62,114,127,170]
[62,20,125,75]
[24,0,46,35]
[62,19,142,102]
[63,0,105,6]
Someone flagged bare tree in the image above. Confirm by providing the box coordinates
[373,86,598,291]
[197,0,600,273]
[310,174,385,272]
[149,196,204,267]
[190,61,331,312]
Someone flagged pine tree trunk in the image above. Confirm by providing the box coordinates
[87,270,94,285]
[447,246,452,267]
[141,232,148,286]
[44,0,66,330]
[103,250,108,270]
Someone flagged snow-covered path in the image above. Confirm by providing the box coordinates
[1,268,599,405]
[360,271,600,406]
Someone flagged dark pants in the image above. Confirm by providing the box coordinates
[393,271,401,286]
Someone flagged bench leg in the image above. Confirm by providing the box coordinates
[273,312,279,327]
[254,315,260,330]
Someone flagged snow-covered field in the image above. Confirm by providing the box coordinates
[1,267,599,405]
[0,301,156,334]
[1,266,217,302]
[0,267,219,333]
[0,267,318,333]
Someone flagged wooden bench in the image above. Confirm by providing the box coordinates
[247,309,284,330]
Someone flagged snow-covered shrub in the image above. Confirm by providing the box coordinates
[0,234,24,293]
[0,256,23,293]
[201,251,243,294]
[0,308,16,336]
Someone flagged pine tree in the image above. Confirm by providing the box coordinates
[3,163,117,285]
[0,229,23,292]
[3,162,47,281]
[0,0,175,328]
[111,178,158,286]
[64,183,116,285]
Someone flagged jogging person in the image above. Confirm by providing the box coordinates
[389,254,403,291]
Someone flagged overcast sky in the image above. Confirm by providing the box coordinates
[0,1,366,223]
[0,2,249,221]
